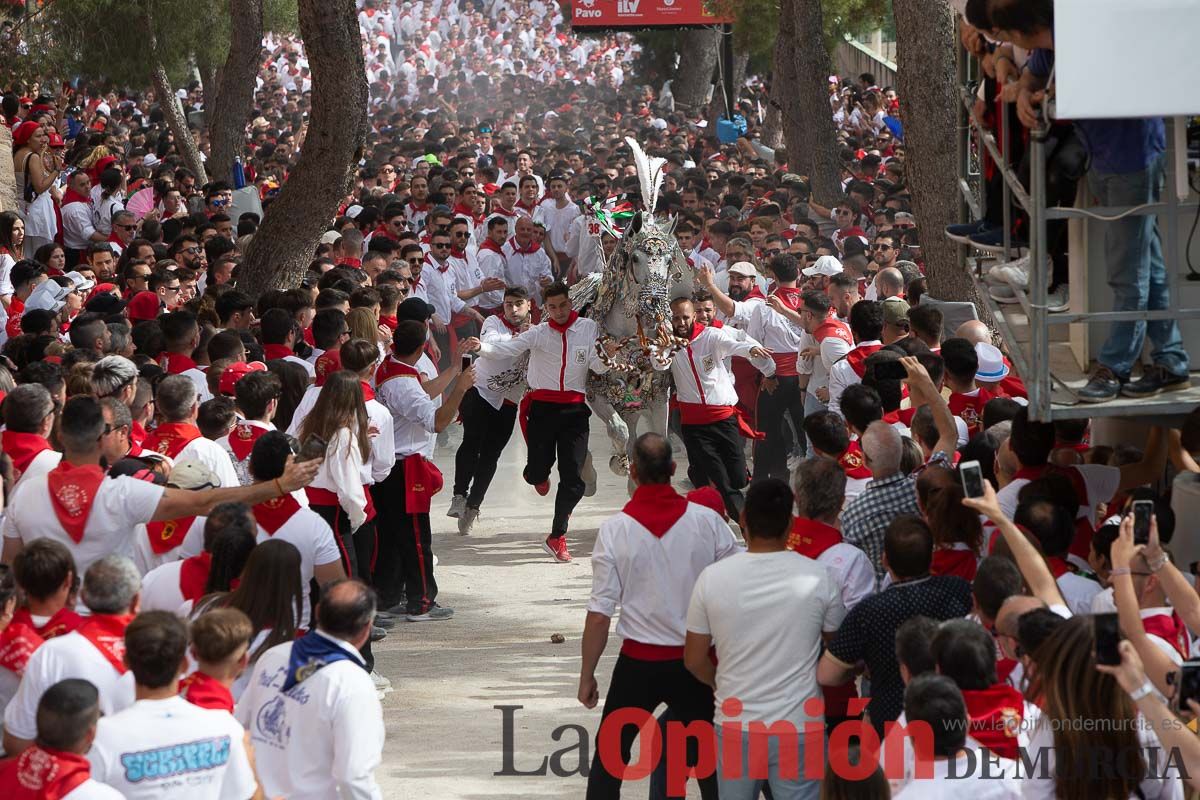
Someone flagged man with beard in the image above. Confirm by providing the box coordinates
[697,260,766,436]
[653,297,774,519]
[449,287,533,534]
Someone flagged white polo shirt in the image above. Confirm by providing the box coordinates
[256,508,341,628]
[236,634,384,800]
[176,436,240,488]
[474,315,530,410]
[132,515,206,576]
[4,631,136,740]
[3,474,164,578]
[478,315,609,395]
[652,324,775,407]
[89,696,257,800]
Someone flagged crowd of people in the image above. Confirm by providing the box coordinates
[0,0,1191,797]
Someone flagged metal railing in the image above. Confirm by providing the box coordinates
[955,51,1200,421]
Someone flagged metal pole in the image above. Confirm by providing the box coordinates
[1029,133,1049,420]
[721,23,734,121]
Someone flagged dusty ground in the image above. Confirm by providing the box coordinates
[372,419,703,799]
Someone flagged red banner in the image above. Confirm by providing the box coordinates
[571,0,734,28]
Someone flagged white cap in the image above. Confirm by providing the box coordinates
[802,255,844,278]
[727,261,758,278]
[320,229,342,245]
[24,280,70,313]
[66,271,95,294]
[345,204,364,219]
[975,342,1010,382]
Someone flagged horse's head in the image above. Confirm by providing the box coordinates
[621,212,685,325]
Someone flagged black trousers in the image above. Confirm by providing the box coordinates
[453,388,518,508]
[753,375,805,482]
[524,400,590,539]
[310,503,376,670]
[372,458,438,613]
[585,654,718,800]
[680,417,747,520]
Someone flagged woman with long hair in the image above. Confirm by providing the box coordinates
[265,359,311,432]
[1026,615,1181,799]
[194,538,303,699]
[0,211,25,307]
[346,306,387,356]
[12,121,60,256]
[32,241,65,276]
[916,465,983,581]
[93,167,126,238]
[298,369,372,578]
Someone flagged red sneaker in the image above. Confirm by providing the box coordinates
[541,536,572,562]
[534,480,551,496]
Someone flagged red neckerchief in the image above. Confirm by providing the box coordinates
[787,517,843,558]
[882,408,902,425]
[263,343,293,360]
[75,613,134,673]
[161,352,199,375]
[1142,610,1191,661]
[179,670,234,713]
[370,224,397,242]
[1046,556,1074,579]
[932,547,979,582]
[46,462,106,543]
[375,355,421,388]
[770,285,803,310]
[548,310,579,333]
[338,257,362,269]
[379,314,398,332]
[479,238,506,256]
[838,441,872,479]
[407,200,429,213]
[450,247,467,258]
[315,349,342,387]
[11,607,83,640]
[814,313,853,346]
[844,343,882,378]
[228,422,269,461]
[962,684,1025,760]
[947,387,995,438]
[130,420,146,449]
[178,551,212,601]
[508,236,539,256]
[0,620,43,675]
[709,319,725,328]
[498,315,523,334]
[144,422,201,459]
[146,514,197,555]
[743,286,766,301]
[2,431,52,480]
[453,203,484,224]
[515,198,539,213]
[253,494,301,535]
[687,321,705,341]
[360,381,376,402]
[61,186,90,207]
[0,745,92,800]
[621,483,689,537]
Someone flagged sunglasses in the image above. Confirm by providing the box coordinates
[381,167,396,173]
[873,244,892,251]
[431,242,451,249]
[406,257,423,265]
[163,286,181,293]
[452,231,469,237]
[115,224,137,231]
[131,272,151,279]
[183,246,201,254]
[764,249,782,257]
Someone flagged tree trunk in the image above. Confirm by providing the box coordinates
[0,124,16,213]
[152,65,209,185]
[239,0,368,296]
[761,103,784,150]
[672,28,719,113]
[893,0,966,301]
[206,0,263,184]
[730,49,749,103]
[777,0,842,202]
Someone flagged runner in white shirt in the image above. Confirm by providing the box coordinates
[536,173,580,267]
[580,433,740,797]
[236,580,385,800]
[503,216,554,316]
[0,679,124,800]
[88,611,257,800]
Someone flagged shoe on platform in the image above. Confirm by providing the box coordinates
[407,604,455,622]
[542,536,572,563]
[1047,284,1070,313]
[582,452,598,497]
[374,614,396,630]
[1077,365,1122,404]
[1121,365,1191,399]
[988,284,1020,304]
[945,220,997,245]
[534,480,551,496]
[983,254,1030,288]
[447,494,466,518]
[968,228,1028,253]
[458,506,479,535]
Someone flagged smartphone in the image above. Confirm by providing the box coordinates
[1132,499,1154,546]
[1094,613,1122,666]
[298,433,327,462]
[461,354,473,372]
[873,360,908,381]
[1178,660,1200,709]
[960,460,985,499]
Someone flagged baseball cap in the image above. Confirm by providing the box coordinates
[727,262,758,278]
[127,291,161,322]
[85,292,127,316]
[320,230,342,245]
[24,281,71,313]
[167,460,220,490]
[66,271,95,294]
[882,296,911,326]
[397,297,435,322]
[802,255,844,278]
[975,343,1010,382]
[109,456,168,484]
[218,361,268,396]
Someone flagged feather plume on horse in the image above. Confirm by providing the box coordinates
[570,138,695,478]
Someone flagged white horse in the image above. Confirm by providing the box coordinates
[570,140,694,479]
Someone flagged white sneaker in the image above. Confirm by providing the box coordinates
[983,254,1030,288]
[458,506,479,535]
[988,284,1020,304]
[433,552,439,567]
[447,494,466,518]
[1048,284,1070,313]
[371,671,394,699]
